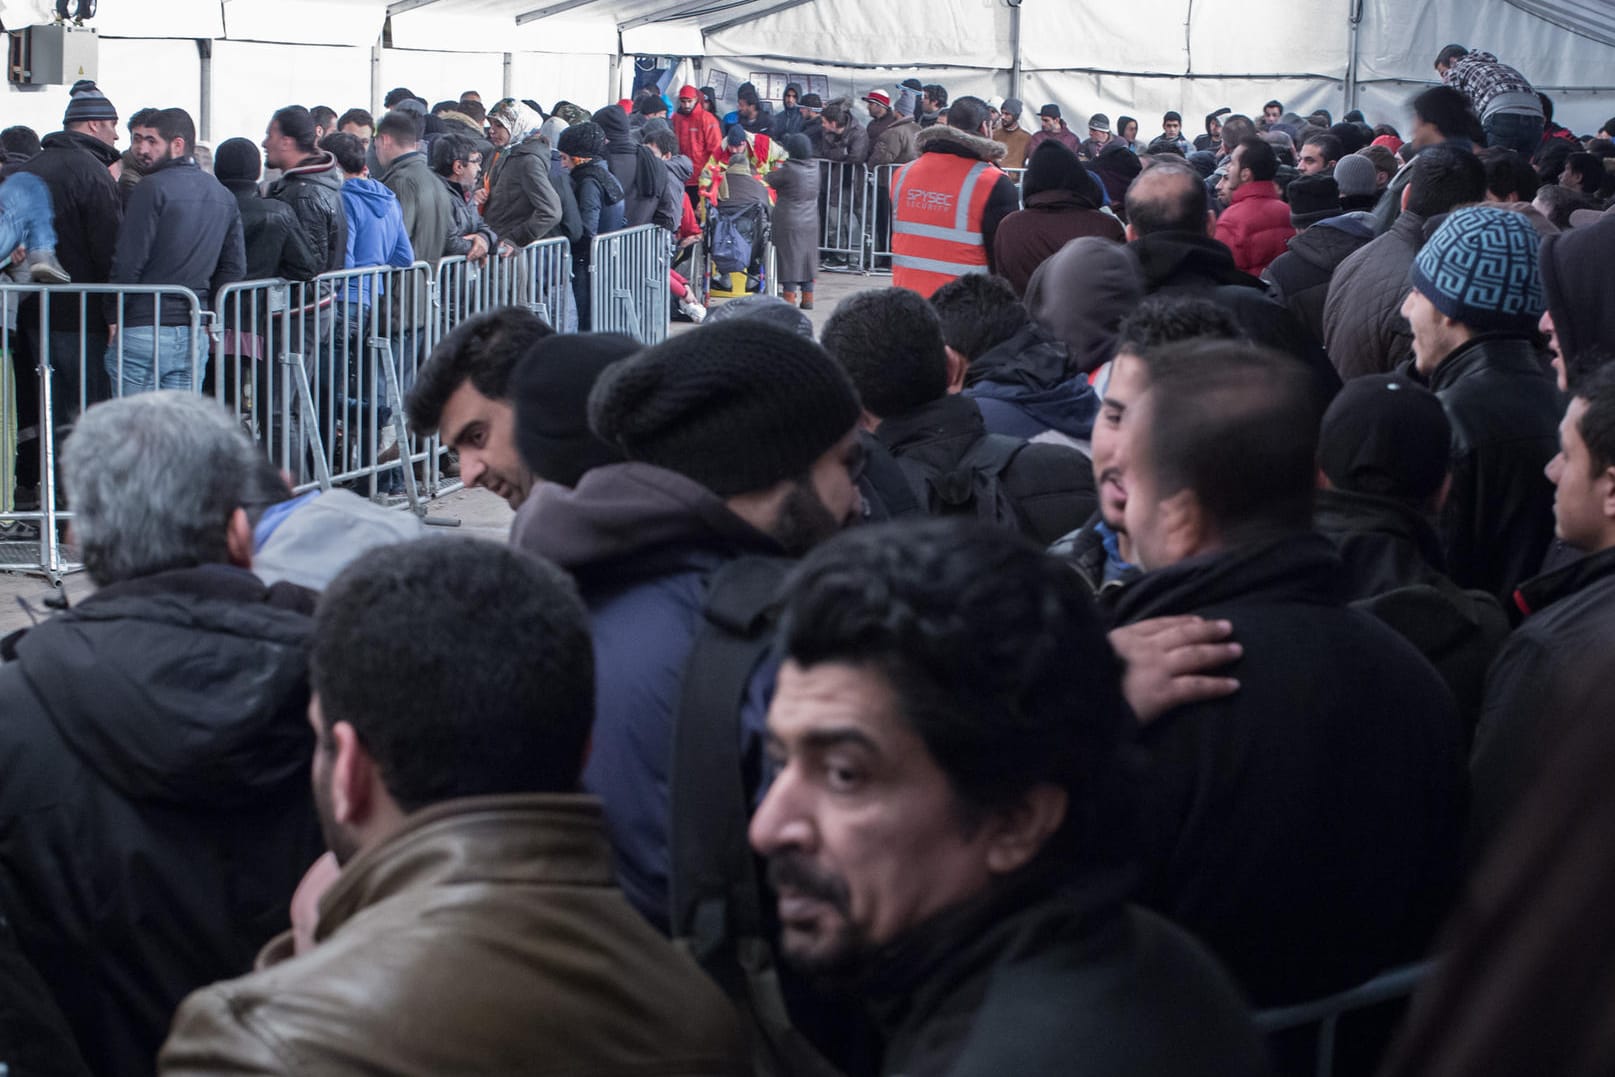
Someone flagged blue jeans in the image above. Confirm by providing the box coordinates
[104,325,198,396]
[0,172,57,255]
[1485,112,1545,158]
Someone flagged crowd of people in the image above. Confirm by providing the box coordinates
[3,39,1615,1077]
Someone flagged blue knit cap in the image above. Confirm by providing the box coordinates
[1408,205,1544,333]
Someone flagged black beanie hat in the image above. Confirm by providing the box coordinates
[588,320,861,497]
[213,137,263,185]
[1287,172,1343,227]
[63,80,117,125]
[1318,373,1452,501]
[511,333,636,487]
[557,121,607,158]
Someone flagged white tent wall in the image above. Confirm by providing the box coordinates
[378,49,505,109]
[206,42,369,146]
[508,51,615,111]
[0,37,201,142]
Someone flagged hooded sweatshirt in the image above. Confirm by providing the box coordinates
[340,176,414,305]
[1024,235,1146,374]
[1539,210,1615,380]
[672,85,723,179]
[963,322,1101,448]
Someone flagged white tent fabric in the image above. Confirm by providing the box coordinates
[0,0,1610,147]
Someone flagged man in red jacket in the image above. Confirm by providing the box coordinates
[672,84,720,209]
[1214,136,1293,277]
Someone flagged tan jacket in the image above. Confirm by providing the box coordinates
[159,794,746,1076]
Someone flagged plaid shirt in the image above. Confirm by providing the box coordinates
[1442,51,1538,117]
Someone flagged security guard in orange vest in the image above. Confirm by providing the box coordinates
[890,96,1021,298]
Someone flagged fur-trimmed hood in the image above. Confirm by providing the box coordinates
[916,123,1007,163]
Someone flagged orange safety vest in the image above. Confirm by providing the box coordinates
[890,152,1001,297]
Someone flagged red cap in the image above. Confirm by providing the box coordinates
[678,84,699,100]
[863,89,892,108]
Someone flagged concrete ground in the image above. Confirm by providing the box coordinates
[677,265,887,337]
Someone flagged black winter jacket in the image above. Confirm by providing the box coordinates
[1131,230,1341,406]
[12,130,121,330]
[1413,333,1562,598]
[0,566,324,1077]
[1262,213,1375,347]
[439,174,497,257]
[1315,487,1509,729]
[224,179,323,283]
[267,151,348,275]
[107,156,245,324]
[1469,545,1615,856]
[875,394,1095,546]
[865,874,1268,1075]
[1112,532,1466,1005]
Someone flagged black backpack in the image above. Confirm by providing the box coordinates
[668,556,843,1077]
[894,433,1030,533]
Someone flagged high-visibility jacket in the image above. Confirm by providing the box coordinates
[890,151,1002,297]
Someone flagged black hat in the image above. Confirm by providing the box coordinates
[1287,172,1343,227]
[213,138,263,185]
[1318,374,1452,501]
[1039,103,1062,120]
[800,93,823,109]
[511,333,637,487]
[588,321,861,497]
[557,121,607,158]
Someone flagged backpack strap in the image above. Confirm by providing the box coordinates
[669,554,790,981]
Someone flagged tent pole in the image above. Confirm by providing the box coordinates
[1345,0,1363,114]
[503,52,514,99]
[371,33,384,114]
[196,39,212,143]
[1008,0,1022,98]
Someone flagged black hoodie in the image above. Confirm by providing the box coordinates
[0,565,323,1077]
[1539,211,1615,381]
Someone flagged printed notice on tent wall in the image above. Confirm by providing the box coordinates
[749,72,829,103]
[708,70,731,100]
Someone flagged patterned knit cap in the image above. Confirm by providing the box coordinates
[1408,205,1544,332]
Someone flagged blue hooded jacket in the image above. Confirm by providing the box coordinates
[963,323,1100,444]
[340,177,413,305]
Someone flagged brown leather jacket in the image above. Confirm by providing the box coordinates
[159,794,746,1075]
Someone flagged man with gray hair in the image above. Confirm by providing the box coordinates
[0,392,323,1077]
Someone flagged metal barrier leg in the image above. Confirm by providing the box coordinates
[282,351,332,492]
[371,336,459,528]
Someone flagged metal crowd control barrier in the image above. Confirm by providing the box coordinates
[1254,960,1436,1077]
[0,283,206,582]
[817,160,871,268]
[436,237,571,336]
[590,225,671,344]
[213,262,438,506]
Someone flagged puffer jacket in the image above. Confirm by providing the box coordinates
[672,98,722,179]
[482,136,563,247]
[158,795,746,1075]
[822,116,870,165]
[267,151,348,275]
[1413,333,1563,598]
[1322,209,1432,380]
[571,158,626,253]
[1262,212,1376,345]
[1213,179,1294,277]
[0,565,322,1077]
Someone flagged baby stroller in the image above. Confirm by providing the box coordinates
[705,199,772,299]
